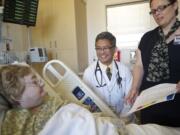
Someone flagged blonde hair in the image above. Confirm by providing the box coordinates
[0,65,32,106]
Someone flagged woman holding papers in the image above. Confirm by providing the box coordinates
[126,0,180,127]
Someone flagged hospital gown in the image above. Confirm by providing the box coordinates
[1,97,65,135]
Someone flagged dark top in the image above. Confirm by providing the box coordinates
[138,27,180,127]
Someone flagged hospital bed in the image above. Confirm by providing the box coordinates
[41,60,180,135]
[0,62,179,135]
[42,60,118,118]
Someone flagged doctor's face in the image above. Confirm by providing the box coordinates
[95,39,116,66]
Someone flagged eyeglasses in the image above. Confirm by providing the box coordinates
[95,46,115,52]
[149,3,172,15]
[25,78,44,88]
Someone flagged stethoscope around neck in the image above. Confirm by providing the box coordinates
[95,60,122,88]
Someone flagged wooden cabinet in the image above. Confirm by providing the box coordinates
[31,0,88,74]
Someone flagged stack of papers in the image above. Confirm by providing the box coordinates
[127,83,177,114]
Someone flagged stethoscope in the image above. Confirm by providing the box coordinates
[95,60,122,88]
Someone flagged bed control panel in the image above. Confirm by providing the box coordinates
[72,87,101,112]
[83,97,101,112]
[72,86,85,100]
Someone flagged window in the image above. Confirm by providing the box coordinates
[107,2,157,49]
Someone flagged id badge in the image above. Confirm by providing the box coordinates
[173,35,180,45]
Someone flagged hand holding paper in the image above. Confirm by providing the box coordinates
[126,83,177,115]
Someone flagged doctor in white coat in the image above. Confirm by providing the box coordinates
[83,32,132,116]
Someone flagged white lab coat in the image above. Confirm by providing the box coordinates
[83,60,132,116]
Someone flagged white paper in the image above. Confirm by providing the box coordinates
[127,83,177,114]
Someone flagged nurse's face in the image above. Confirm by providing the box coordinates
[95,39,116,66]
[150,0,177,28]
[19,72,46,108]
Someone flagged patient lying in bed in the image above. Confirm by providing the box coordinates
[0,64,179,135]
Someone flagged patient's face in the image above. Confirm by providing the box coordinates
[20,72,46,108]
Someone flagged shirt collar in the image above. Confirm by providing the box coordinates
[98,61,113,72]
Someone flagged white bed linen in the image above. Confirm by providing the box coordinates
[39,103,180,135]
[39,103,125,135]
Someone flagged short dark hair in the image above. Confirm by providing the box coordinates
[150,0,178,15]
[95,31,116,47]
